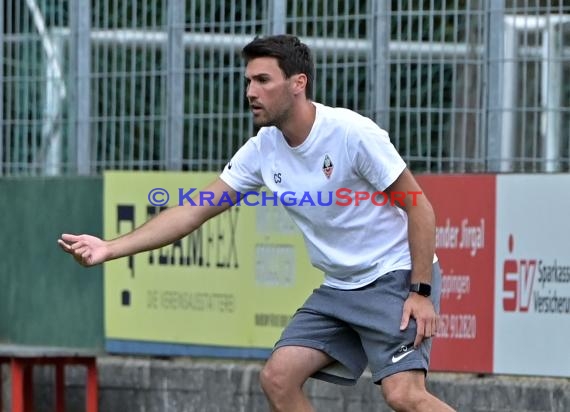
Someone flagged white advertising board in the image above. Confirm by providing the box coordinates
[494,175,570,377]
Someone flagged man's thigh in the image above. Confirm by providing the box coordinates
[274,291,368,385]
[264,345,334,384]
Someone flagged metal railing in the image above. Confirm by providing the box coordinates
[1,0,569,176]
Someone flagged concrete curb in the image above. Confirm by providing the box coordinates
[3,356,569,411]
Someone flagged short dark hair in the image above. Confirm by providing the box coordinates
[242,35,315,99]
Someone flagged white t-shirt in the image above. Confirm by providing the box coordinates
[220,102,412,289]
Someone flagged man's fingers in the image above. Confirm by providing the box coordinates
[71,241,87,251]
[431,317,438,337]
[75,246,89,256]
[57,239,73,252]
[59,234,105,267]
[419,316,438,341]
[61,233,81,242]
[59,234,84,251]
[400,306,411,330]
[58,238,93,264]
[424,318,432,338]
[414,314,441,347]
[414,325,424,348]
[427,316,439,338]
[415,316,429,347]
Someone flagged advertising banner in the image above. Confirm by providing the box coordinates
[104,171,569,377]
[103,172,322,356]
[494,175,570,377]
[416,175,496,373]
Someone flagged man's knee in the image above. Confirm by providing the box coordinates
[259,359,298,398]
[383,384,423,411]
[381,370,428,411]
[259,362,282,395]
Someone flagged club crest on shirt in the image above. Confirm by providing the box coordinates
[322,154,334,179]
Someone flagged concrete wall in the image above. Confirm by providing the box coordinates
[3,357,569,411]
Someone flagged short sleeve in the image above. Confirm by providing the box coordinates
[347,118,407,192]
[219,138,264,192]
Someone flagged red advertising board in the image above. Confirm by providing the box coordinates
[416,175,495,373]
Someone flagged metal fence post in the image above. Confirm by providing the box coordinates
[485,0,505,172]
[541,20,562,172]
[165,0,185,170]
[70,0,91,175]
[370,0,390,129]
[271,0,286,35]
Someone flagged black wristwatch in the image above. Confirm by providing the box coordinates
[410,282,431,297]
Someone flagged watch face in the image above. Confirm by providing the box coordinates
[411,283,431,296]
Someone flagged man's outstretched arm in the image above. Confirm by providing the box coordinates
[58,178,237,267]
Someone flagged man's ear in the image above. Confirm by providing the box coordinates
[291,73,308,96]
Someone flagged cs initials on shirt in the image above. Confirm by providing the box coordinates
[273,173,282,184]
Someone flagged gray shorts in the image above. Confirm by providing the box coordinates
[274,262,442,385]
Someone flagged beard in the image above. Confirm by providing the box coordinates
[252,113,272,128]
[252,104,292,129]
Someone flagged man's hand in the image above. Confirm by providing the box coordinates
[58,234,111,267]
[400,293,438,348]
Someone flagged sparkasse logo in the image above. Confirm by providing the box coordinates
[502,234,570,314]
[502,234,536,312]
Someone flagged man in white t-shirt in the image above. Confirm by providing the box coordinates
[59,35,455,411]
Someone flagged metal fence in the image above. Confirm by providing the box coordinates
[1,0,569,176]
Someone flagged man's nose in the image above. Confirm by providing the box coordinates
[246,83,257,100]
